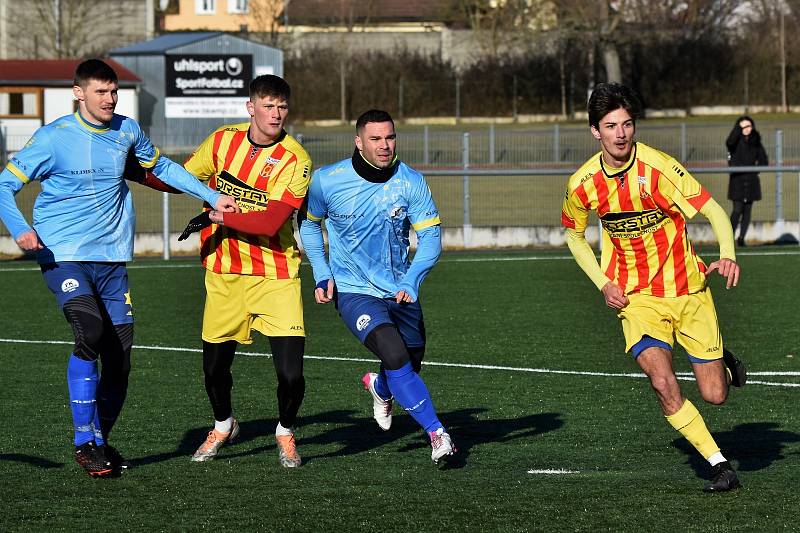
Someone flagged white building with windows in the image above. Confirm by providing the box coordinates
[0,59,141,155]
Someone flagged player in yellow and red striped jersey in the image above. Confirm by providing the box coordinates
[179,75,311,468]
[562,83,747,493]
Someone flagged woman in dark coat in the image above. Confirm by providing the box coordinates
[726,115,768,246]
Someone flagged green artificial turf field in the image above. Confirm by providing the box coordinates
[0,247,798,531]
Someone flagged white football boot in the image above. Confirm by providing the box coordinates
[362,372,393,431]
[429,427,455,464]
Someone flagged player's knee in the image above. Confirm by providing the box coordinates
[105,323,133,379]
[278,370,304,391]
[408,346,425,373]
[365,325,410,371]
[701,387,728,405]
[63,295,104,361]
[648,373,678,397]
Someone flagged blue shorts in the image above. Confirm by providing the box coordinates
[336,292,425,347]
[41,262,133,325]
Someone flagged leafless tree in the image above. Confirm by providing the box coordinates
[2,0,145,59]
[245,0,290,47]
[457,0,555,59]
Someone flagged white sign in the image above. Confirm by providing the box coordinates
[254,65,275,76]
[165,97,249,118]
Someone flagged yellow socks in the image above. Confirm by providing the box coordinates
[665,399,720,459]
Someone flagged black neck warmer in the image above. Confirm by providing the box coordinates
[351,148,399,183]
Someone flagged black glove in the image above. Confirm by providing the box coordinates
[178,211,212,241]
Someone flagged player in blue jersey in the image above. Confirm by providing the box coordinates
[299,109,455,465]
[0,59,238,477]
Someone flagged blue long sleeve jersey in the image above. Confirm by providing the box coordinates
[0,112,220,263]
[300,155,442,301]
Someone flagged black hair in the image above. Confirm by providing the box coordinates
[73,59,118,87]
[249,74,291,100]
[356,109,394,133]
[587,83,642,128]
[736,115,756,129]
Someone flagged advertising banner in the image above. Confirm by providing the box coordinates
[165,54,252,117]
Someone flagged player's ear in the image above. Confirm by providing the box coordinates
[354,135,363,151]
[246,100,255,117]
[590,125,601,140]
[73,85,84,101]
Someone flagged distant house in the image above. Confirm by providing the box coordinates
[158,0,476,67]
[0,59,141,153]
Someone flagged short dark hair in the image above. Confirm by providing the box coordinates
[249,75,291,101]
[74,59,118,87]
[356,109,394,134]
[587,83,642,128]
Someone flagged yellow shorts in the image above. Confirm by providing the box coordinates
[202,271,304,344]
[619,287,723,361]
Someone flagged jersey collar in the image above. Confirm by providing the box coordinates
[600,142,637,179]
[247,128,286,148]
[74,111,110,133]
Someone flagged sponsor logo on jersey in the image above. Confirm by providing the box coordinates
[69,169,101,175]
[61,279,80,293]
[638,176,652,200]
[356,314,371,331]
[389,206,407,218]
[216,171,269,212]
[600,209,669,238]
[258,156,283,179]
[330,212,364,219]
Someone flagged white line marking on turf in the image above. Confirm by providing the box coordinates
[527,469,579,475]
[1,337,798,388]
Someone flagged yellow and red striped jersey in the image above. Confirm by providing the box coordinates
[185,124,312,278]
[562,142,712,297]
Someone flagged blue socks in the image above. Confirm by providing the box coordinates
[67,354,98,446]
[385,362,443,434]
[374,365,391,400]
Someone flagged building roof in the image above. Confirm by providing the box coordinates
[0,59,141,87]
[285,0,459,24]
[110,32,223,55]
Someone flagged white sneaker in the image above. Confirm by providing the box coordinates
[429,427,455,464]
[361,372,393,431]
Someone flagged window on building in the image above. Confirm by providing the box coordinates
[196,0,216,14]
[228,0,248,13]
[0,90,39,118]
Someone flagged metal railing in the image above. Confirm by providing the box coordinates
[2,125,799,254]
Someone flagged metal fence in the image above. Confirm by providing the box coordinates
[2,123,800,250]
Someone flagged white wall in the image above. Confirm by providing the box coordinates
[0,118,41,151]
[43,87,138,124]
[115,88,138,120]
[43,88,75,124]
